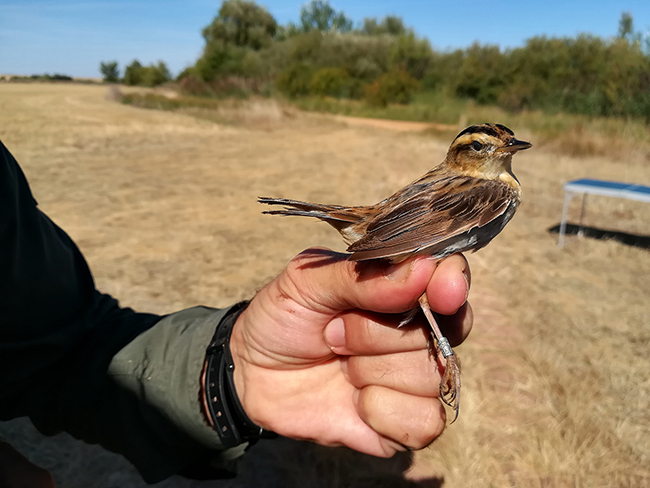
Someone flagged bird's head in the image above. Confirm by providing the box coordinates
[444,123,532,183]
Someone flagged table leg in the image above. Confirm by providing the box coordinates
[558,191,574,247]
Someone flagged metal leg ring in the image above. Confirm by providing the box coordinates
[438,337,454,358]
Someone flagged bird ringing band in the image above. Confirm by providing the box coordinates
[438,337,454,358]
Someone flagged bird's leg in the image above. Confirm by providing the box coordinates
[418,293,461,423]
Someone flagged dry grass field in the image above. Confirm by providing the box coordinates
[0,83,649,488]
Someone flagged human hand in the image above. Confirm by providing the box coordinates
[229,249,472,456]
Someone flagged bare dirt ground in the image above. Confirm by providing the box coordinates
[0,83,649,488]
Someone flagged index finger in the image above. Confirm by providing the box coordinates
[326,311,430,356]
[324,299,473,356]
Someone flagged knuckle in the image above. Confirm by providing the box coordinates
[357,385,383,421]
[405,401,446,449]
[423,402,447,444]
[358,387,446,451]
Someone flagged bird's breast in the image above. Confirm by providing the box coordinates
[498,171,522,196]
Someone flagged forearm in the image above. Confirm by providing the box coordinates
[99,304,247,482]
[15,303,247,483]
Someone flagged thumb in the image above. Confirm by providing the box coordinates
[278,248,439,314]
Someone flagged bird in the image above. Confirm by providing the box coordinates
[259,123,532,422]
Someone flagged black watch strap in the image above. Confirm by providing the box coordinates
[204,301,264,448]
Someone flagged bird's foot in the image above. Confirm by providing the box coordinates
[437,337,461,423]
[418,293,462,422]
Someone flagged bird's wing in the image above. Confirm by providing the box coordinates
[347,176,518,260]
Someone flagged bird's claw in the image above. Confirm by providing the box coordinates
[439,353,461,423]
[427,334,461,422]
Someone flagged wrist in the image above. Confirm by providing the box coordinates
[228,309,253,425]
[200,302,265,448]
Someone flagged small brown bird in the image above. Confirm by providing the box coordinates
[259,123,532,421]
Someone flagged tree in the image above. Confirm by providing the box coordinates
[617,12,634,41]
[360,16,407,36]
[141,61,171,87]
[616,12,648,53]
[123,60,143,86]
[196,0,276,81]
[123,60,171,87]
[275,22,302,40]
[382,16,407,36]
[452,43,505,104]
[390,32,433,79]
[299,1,352,33]
[99,61,119,83]
[202,0,277,50]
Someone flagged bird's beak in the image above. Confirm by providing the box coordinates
[497,138,532,153]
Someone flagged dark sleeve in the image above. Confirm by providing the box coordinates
[0,139,100,391]
[0,141,243,483]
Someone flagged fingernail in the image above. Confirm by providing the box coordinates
[462,261,471,303]
[385,260,413,282]
[324,317,346,349]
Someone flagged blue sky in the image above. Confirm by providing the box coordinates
[1,0,648,78]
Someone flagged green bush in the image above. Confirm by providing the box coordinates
[176,66,196,81]
[124,60,143,85]
[142,62,171,87]
[363,69,420,107]
[451,43,505,105]
[196,42,243,81]
[123,60,171,87]
[390,32,432,79]
[276,63,314,97]
[309,67,351,97]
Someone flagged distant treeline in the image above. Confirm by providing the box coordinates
[7,73,73,81]
[101,1,650,119]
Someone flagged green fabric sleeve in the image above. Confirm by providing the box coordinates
[104,304,249,482]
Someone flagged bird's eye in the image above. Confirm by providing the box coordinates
[471,141,483,151]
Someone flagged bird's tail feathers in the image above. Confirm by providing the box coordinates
[258,197,363,227]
